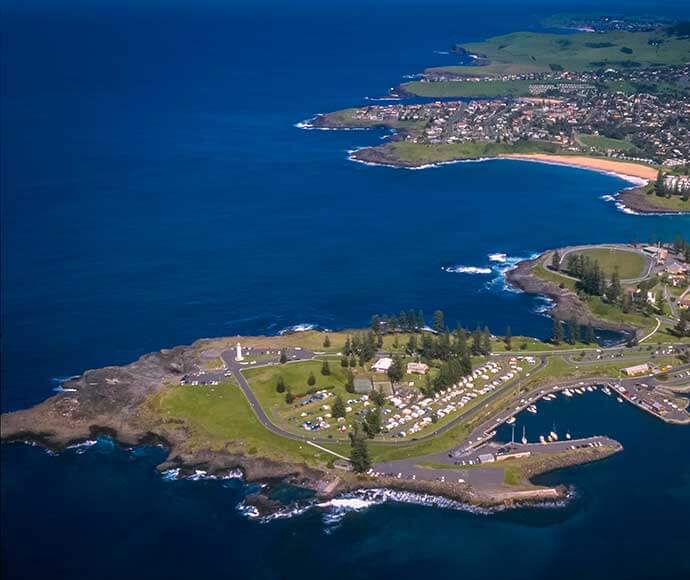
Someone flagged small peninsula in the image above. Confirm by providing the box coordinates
[3,239,690,514]
[304,18,690,213]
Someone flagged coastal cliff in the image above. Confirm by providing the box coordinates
[506,255,637,335]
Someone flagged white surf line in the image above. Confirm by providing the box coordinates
[639,317,661,343]
[307,441,351,462]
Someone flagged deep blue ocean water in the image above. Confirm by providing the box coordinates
[2,1,689,578]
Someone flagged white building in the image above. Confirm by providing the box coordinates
[372,357,393,373]
[407,362,429,375]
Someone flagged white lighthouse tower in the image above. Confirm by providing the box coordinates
[235,341,244,361]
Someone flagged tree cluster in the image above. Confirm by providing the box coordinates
[349,423,372,473]
[370,310,425,334]
[343,332,378,366]
[565,254,605,296]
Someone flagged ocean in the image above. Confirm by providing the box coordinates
[2,1,689,578]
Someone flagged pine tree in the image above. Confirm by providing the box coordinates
[321,360,330,376]
[276,376,286,393]
[363,408,381,438]
[471,327,482,355]
[323,334,331,348]
[481,327,492,355]
[552,318,563,344]
[568,318,580,344]
[331,394,346,418]
[433,310,445,333]
[551,250,561,271]
[307,371,316,386]
[387,353,405,383]
[605,266,622,303]
[285,388,295,404]
[279,350,288,364]
[406,333,417,354]
[345,369,355,393]
[349,424,372,473]
[416,310,425,331]
[655,170,665,197]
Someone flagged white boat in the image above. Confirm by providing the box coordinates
[527,405,537,414]
[564,389,573,397]
[539,435,546,444]
[549,431,558,441]
[602,386,611,396]
[565,432,571,440]
[587,386,594,392]
[521,426,527,445]
[506,416,516,425]
[617,397,624,403]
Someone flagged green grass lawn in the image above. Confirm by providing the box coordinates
[243,360,350,434]
[401,79,534,98]
[492,336,594,352]
[567,247,647,279]
[379,140,560,164]
[444,30,690,76]
[575,133,638,153]
[587,296,654,329]
[145,381,349,464]
[533,259,577,290]
[639,193,690,212]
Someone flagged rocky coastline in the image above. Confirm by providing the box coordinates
[1,335,622,514]
[616,186,690,215]
[506,255,637,336]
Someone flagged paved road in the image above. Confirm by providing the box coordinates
[185,343,690,456]
[375,436,621,484]
[558,244,654,284]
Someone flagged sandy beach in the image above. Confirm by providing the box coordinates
[501,154,658,182]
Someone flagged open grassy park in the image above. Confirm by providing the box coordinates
[575,133,639,154]
[144,381,349,465]
[566,247,647,279]
[365,140,560,165]
[400,79,535,98]
[432,30,690,78]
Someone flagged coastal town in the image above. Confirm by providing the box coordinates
[317,88,690,168]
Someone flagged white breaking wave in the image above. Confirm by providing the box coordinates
[443,265,492,275]
[364,96,402,102]
[238,486,574,525]
[160,468,243,482]
[51,375,79,392]
[442,252,539,293]
[485,252,541,293]
[534,296,556,316]
[278,323,317,335]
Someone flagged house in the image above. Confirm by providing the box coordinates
[372,357,393,373]
[407,362,429,375]
[478,453,495,464]
[353,377,373,394]
[622,363,651,377]
[665,263,688,276]
[679,295,690,310]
